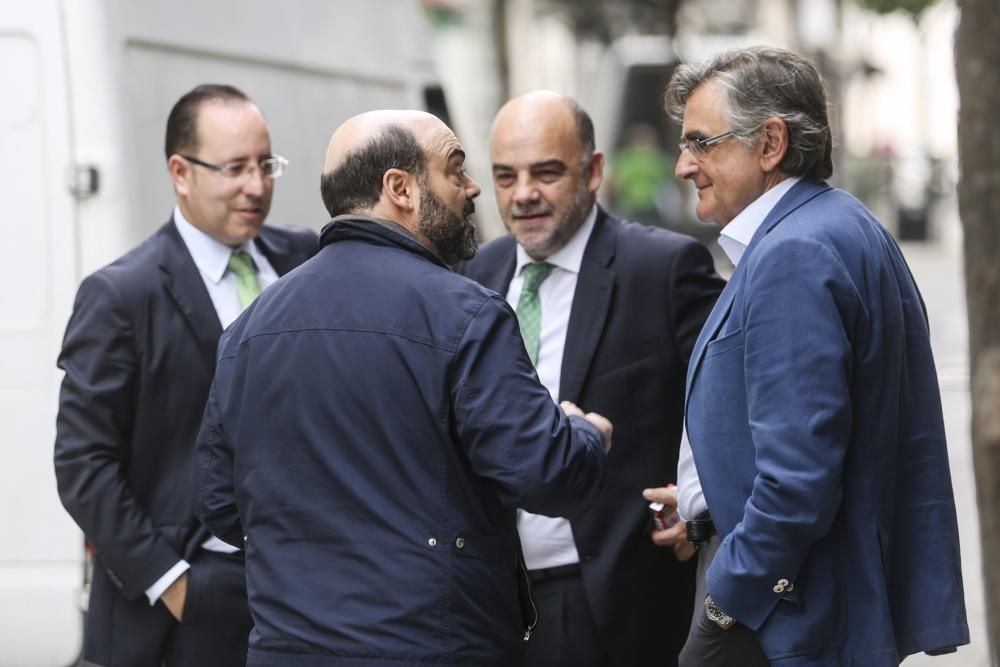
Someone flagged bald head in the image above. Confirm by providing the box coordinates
[489,91,603,261]
[319,108,481,265]
[492,91,595,161]
[323,110,443,175]
[320,110,454,219]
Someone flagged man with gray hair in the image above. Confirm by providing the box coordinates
[645,46,969,665]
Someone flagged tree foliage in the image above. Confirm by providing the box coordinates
[537,0,683,42]
[853,0,941,19]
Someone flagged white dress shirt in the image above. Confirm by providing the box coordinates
[507,205,597,570]
[677,177,800,521]
[144,207,279,604]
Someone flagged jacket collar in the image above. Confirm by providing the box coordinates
[684,179,833,412]
[320,215,449,269]
[157,219,224,372]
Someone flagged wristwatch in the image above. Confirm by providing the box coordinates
[704,595,735,630]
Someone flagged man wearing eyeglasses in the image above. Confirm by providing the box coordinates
[54,84,317,667]
[644,47,969,666]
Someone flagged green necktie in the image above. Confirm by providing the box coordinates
[228,250,262,310]
[516,262,555,366]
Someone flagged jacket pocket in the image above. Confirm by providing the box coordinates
[453,531,501,561]
[705,328,744,359]
[179,561,208,623]
[591,335,662,379]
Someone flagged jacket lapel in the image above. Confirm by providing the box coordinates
[256,227,304,276]
[684,271,739,414]
[158,221,223,373]
[684,179,834,410]
[559,210,615,403]
[481,238,518,296]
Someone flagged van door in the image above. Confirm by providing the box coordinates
[0,2,84,665]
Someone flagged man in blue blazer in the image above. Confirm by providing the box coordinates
[55,85,317,666]
[661,47,969,665]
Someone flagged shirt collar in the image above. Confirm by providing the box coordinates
[718,176,801,267]
[514,204,598,277]
[172,206,261,283]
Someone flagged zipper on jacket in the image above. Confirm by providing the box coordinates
[517,552,538,641]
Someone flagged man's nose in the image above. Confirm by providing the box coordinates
[512,174,540,203]
[675,150,699,180]
[242,168,267,197]
[466,175,482,200]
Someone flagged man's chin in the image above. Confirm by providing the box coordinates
[513,231,555,258]
[224,228,264,248]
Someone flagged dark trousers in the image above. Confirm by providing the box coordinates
[679,536,770,667]
[83,550,251,667]
[520,572,612,667]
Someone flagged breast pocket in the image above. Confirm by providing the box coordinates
[704,328,744,359]
[591,335,662,379]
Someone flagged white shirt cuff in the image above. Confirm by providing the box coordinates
[676,427,707,522]
[144,559,190,606]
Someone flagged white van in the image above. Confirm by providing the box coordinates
[0,2,445,664]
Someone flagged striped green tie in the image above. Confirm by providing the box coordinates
[228,250,262,310]
[516,262,555,366]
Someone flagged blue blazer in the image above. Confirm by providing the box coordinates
[685,180,969,665]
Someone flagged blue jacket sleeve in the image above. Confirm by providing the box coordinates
[194,356,244,548]
[451,294,606,517]
[707,235,861,630]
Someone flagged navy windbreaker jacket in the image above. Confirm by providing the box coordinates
[196,217,606,666]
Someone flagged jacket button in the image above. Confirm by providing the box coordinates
[777,578,789,586]
[427,537,437,547]
[773,584,785,593]
[455,537,466,549]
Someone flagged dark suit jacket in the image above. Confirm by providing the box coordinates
[54,218,316,660]
[459,207,725,666]
[686,181,968,665]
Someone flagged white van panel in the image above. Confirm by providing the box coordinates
[0,2,83,666]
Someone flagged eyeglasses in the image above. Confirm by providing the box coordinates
[181,154,289,179]
[678,130,735,156]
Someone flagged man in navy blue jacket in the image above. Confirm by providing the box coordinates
[195,109,610,667]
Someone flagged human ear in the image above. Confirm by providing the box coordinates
[167,154,192,196]
[759,118,788,173]
[586,151,606,194]
[383,168,416,211]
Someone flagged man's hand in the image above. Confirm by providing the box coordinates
[643,486,697,561]
[561,401,613,453]
[160,571,189,621]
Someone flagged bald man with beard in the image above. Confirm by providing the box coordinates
[194,110,612,667]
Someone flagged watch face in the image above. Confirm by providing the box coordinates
[705,595,734,628]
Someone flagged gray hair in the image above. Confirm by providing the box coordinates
[665,46,833,181]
